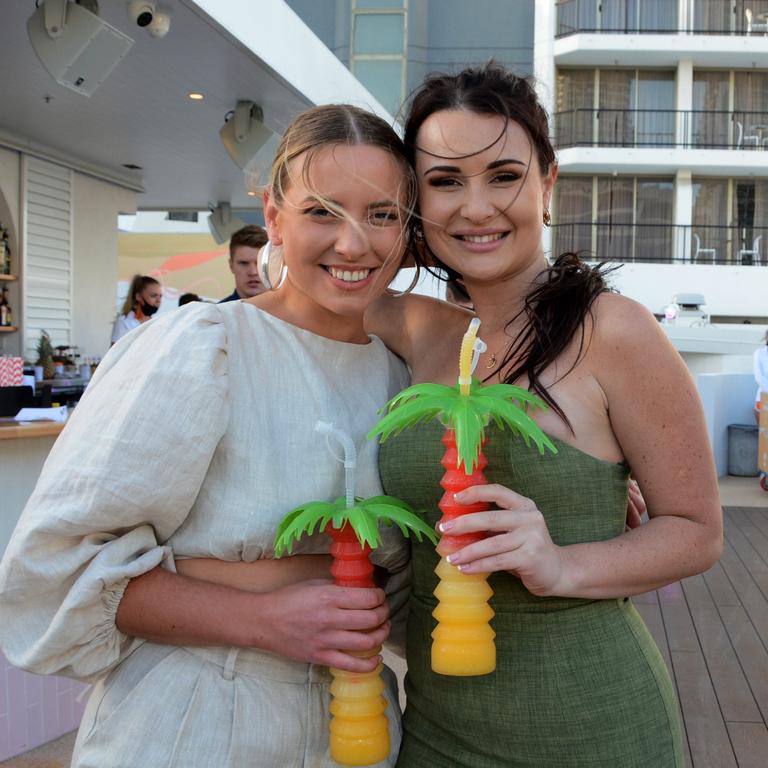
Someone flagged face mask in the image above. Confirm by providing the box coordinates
[139,301,159,317]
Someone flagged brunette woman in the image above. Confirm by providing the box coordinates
[367,63,722,768]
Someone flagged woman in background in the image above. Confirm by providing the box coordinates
[111,274,162,343]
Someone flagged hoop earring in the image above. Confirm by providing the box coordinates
[390,264,420,298]
[259,240,288,291]
[543,210,552,227]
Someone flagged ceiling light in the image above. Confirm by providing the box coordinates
[247,191,258,197]
[220,101,279,187]
[27,0,134,97]
[208,203,247,245]
[188,92,204,101]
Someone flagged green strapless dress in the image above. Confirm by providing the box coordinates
[378,422,684,768]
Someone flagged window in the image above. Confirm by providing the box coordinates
[692,178,768,262]
[691,71,729,148]
[554,175,674,262]
[555,68,675,148]
[351,1,407,116]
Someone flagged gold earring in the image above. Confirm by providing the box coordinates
[543,210,551,227]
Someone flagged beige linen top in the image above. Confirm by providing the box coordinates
[0,301,411,681]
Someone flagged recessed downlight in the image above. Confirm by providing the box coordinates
[188,92,205,101]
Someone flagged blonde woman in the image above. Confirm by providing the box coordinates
[0,105,415,767]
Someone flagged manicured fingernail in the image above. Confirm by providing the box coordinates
[454,491,466,501]
[438,521,454,533]
[446,553,455,564]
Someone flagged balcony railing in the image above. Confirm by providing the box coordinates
[551,223,768,265]
[554,110,768,150]
[556,0,768,37]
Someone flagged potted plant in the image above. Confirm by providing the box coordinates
[35,330,56,380]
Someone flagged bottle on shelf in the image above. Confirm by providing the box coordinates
[0,225,11,276]
[0,286,12,327]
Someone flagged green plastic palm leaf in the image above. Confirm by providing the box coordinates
[274,494,437,556]
[274,501,338,556]
[369,377,557,474]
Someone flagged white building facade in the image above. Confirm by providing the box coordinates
[535,0,768,327]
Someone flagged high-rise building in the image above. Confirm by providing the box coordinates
[535,0,768,327]
[286,0,535,117]
[291,1,768,329]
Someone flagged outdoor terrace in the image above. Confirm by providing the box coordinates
[556,0,768,37]
[554,110,768,151]
[551,223,768,265]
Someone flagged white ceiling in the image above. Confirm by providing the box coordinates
[0,0,327,210]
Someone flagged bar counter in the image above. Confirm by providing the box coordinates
[0,419,66,554]
[0,420,66,440]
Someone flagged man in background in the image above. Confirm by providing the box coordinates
[219,225,269,302]
[178,292,200,306]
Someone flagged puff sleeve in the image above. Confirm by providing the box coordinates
[0,303,229,681]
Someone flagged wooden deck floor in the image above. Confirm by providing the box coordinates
[636,506,768,768]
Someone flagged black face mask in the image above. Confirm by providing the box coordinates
[139,301,159,317]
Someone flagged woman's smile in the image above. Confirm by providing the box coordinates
[323,264,378,289]
[450,229,511,252]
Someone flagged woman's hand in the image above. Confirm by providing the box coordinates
[440,484,565,597]
[254,580,391,672]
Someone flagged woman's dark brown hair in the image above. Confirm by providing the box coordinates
[404,62,615,429]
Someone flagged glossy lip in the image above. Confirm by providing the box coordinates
[322,264,379,291]
[449,229,510,253]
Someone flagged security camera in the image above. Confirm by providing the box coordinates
[146,8,171,38]
[127,0,155,28]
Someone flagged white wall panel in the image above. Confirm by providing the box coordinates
[23,157,73,360]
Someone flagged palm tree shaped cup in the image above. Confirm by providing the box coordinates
[369,318,557,676]
[274,421,436,766]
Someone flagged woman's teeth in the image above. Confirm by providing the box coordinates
[458,233,506,243]
[327,267,371,282]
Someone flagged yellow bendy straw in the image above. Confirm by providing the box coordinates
[458,318,487,395]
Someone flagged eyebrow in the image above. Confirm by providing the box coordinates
[300,196,398,208]
[423,158,526,176]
